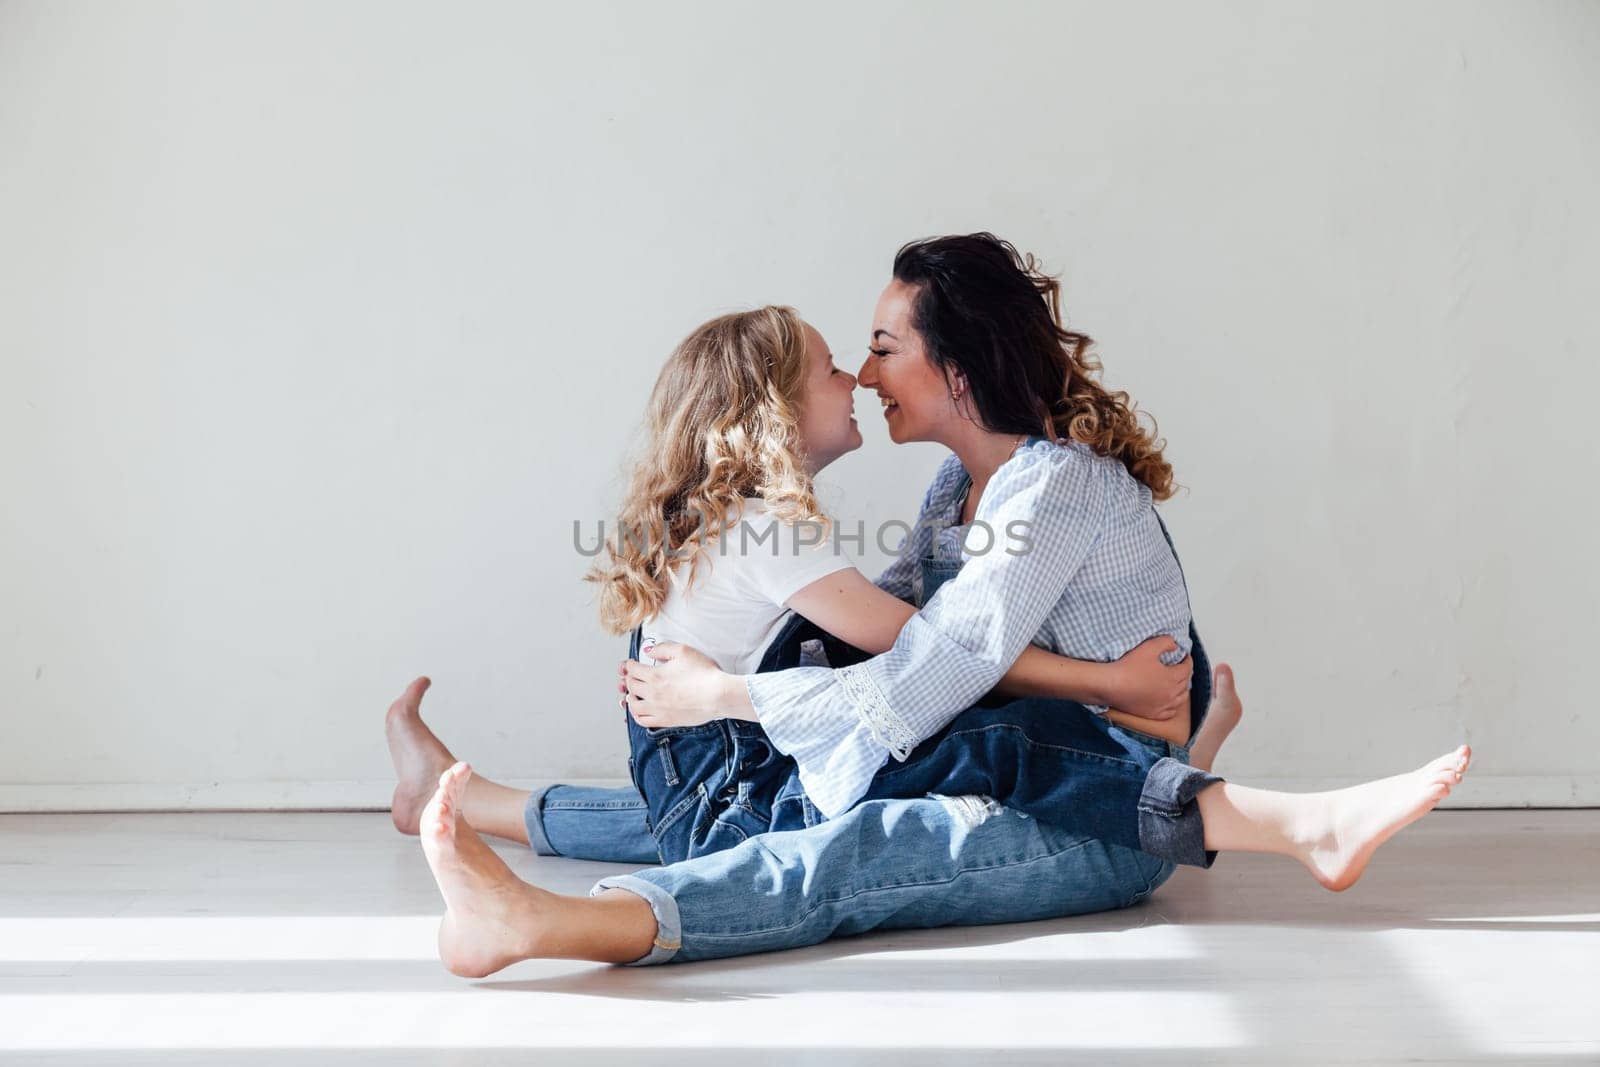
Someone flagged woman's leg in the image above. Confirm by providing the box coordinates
[1196,745,1471,890]
[416,761,1167,974]
[859,678,1215,864]
[863,664,1471,883]
[386,676,658,860]
[407,671,1471,974]
[419,764,658,972]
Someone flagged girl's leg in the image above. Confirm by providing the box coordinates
[386,677,533,844]
[1187,664,1243,772]
[526,784,659,864]
[386,676,657,860]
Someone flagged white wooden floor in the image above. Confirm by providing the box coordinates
[0,810,1594,1065]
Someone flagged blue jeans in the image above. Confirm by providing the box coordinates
[526,505,1217,963]
[523,783,659,865]
[613,596,1221,871]
[522,612,832,867]
[590,777,1177,965]
[525,729,1187,966]
[619,696,1221,870]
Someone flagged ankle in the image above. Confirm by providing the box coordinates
[490,882,550,960]
[1281,793,1338,855]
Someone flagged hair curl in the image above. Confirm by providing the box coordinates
[893,233,1175,501]
[587,306,829,634]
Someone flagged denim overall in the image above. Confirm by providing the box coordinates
[624,509,1221,870]
[623,618,851,865]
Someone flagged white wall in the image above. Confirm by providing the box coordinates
[2,0,1596,810]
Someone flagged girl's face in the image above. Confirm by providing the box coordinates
[795,321,862,474]
[857,279,962,446]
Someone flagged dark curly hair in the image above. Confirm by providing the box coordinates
[892,232,1175,501]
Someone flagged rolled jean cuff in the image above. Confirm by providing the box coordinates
[523,785,558,856]
[1137,756,1224,869]
[590,874,682,966]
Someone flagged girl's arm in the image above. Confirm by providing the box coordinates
[785,567,1189,719]
[629,567,1191,731]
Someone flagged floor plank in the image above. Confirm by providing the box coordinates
[0,810,1594,1064]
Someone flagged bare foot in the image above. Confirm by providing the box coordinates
[1188,663,1242,772]
[1294,745,1472,891]
[420,761,552,978]
[386,676,456,835]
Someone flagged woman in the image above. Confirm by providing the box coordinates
[387,234,1470,975]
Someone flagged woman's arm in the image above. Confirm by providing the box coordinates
[625,630,1194,745]
[631,568,1191,757]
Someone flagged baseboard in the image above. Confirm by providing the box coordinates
[0,776,1595,814]
[0,778,624,813]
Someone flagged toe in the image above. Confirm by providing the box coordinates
[439,762,471,805]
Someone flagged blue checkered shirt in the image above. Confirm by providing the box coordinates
[746,437,1194,819]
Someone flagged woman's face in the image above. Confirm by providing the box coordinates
[857,279,960,445]
[795,321,862,473]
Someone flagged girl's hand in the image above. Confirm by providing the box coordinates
[620,642,751,728]
[1103,636,1191,721]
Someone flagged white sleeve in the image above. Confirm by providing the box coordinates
[730,505,857,607]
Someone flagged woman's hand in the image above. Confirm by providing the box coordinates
[1102,636,1191,721]
[619,642,755,728]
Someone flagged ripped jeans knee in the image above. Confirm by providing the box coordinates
[927,793,1014,829]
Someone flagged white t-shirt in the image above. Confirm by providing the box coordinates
[640,498,855,675]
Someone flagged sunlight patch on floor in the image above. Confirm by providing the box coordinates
[1374,928,1600,1058]
[0,990,1247,1051]
[0,916,441,963]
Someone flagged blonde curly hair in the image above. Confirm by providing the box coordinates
[588,306,830,634]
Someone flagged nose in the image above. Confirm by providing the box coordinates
[840,369,858,388]
[856,354,877,387]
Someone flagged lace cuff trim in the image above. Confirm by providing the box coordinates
[837,664,918,761]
